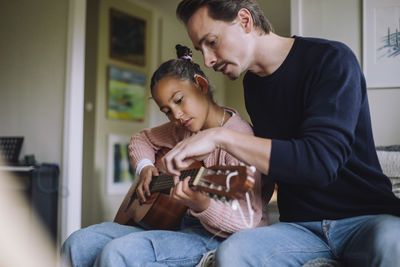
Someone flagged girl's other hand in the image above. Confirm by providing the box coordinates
[137,166,159,203]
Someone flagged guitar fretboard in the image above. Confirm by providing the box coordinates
[149,168,201,193]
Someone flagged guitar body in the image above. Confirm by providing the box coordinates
[114,188,188,230]
[114,149,201,230]
[137,193,188,230]
[114,148,256,230]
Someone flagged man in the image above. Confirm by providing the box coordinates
[162,0,400,266]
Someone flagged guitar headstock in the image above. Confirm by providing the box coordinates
[192,164,256,201]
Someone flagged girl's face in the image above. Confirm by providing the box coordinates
[152,76,210,132]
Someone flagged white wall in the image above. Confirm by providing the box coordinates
[0,0,68,164]
[296,0,400,146]
[368,89,400,145]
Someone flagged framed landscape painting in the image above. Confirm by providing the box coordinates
[107,65,146,121]
[110,8,146,66]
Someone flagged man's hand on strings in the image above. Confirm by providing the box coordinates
[162,128,220,175]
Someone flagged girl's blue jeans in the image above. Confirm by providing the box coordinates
[61,216,222,267]
[216,214,400,267]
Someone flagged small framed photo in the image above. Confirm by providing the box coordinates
[107,134,136,195]
[109,8,146,66]
[363,0,400,88]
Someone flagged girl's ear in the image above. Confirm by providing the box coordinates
[194,74,209,95]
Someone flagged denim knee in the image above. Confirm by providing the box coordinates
[94,240,122,266]
[215,231,252,266]
[61,229,90,266]
[371,215,400,265]
[61,223,120,267]
[94,238,144,267]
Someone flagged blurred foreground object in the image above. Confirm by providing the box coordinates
[0,158,57,267]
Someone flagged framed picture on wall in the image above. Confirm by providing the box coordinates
[107,134,136,195]
[107,65,146,121]
[363,0,400,88]
[110,8,147,66]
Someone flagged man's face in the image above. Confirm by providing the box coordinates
[186,7,252,80]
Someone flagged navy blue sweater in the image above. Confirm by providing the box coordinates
[244,36,400,222]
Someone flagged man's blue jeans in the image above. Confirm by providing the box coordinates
[61,216,222,267]
[216,214,400,267]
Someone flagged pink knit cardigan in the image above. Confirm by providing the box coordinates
[129,107,267,237]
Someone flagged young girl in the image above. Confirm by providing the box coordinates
[62,45,273,267]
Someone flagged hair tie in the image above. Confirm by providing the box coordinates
[181,55,192,60]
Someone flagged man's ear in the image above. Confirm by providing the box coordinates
[194,74,209,94]
[237,8,253,33]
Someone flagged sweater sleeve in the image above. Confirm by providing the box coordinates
[129,122,189,170]
[189,111,267,237]
[269,43,364,187]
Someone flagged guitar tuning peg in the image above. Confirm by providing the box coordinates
[249,166,256,173]
[239,162,245,166]
[220,196,227,202]
[200,182,208,187]
[221,162,226,166]
[230,162,235,166]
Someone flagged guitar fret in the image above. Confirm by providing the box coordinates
[150,168,200,192]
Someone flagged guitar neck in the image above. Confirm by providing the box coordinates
[149,168,202,193]
[146,164,255,200]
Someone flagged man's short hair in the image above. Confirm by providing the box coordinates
[176,0,273,34]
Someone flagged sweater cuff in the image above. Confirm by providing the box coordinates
[135,159,154,176]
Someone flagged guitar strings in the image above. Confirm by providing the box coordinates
[151,169,198,189]
[150,169,200,192]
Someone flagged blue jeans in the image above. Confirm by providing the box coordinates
[61,216,222,267]
[216,214,400,267]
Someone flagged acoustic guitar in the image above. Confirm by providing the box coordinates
[114,157,256,230]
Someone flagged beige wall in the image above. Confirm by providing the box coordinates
[0,0,68,164]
